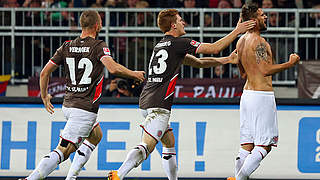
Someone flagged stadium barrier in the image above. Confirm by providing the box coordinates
[0,8,319,85]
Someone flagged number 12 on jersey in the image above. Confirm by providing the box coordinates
[66,57,93,85]
[148,49,168,75]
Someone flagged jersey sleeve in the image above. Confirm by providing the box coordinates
[96,41,112,62]
[49,42,65,66]
[175,38,201,56]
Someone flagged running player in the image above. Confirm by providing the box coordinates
[227,3,300,180]
[20,10,144,180]
[107,9,255,180]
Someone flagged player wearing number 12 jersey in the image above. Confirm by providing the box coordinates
[21,10,145,180]
[107,9,255,180]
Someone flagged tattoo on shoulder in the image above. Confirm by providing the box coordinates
[255,43,268,64]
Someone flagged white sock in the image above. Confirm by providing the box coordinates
[235,148,250,177]
[162,147,177,180]
[236,146,268,180]
[65,140,96,180]
[117,143,148,180]
[27,149,64,180]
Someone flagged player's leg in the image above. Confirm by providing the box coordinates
[160,130,177,180]
[26,139,77,180]
[234,143,253,177]
[111,131,157,180]
[236,91,278,180]
[66,124,102,180]
[236,146,271,180]
[108,108,170,180]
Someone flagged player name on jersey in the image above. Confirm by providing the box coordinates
[155,41,171,48]
[148,77,163,82]
[66,85,89,93]
[69,47,90,53]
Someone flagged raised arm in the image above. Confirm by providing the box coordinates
[183,50,238,68]
[254,41,300,76]
[101,56,145,82]
[196,19,256,54]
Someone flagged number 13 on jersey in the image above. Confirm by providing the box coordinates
[148,49,168,75]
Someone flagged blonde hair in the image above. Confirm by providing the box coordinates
[157,9,178,33]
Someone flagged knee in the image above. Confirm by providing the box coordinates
[58,139,76,160]
[133,143,150,167]
[163,139,175,148]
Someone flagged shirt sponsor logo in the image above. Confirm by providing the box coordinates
[190,40,200,47]
[103,48,111,55]
[155,41,171,48]
[69,47,90,53]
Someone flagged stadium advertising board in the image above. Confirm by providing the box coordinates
[0,104,320,179]
[28,78,245,98]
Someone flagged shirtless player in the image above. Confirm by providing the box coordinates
[228,3,300,180]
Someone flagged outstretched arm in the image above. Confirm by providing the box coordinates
[196,19,256,54]
[101,56,145,82]
[183,50,238,68]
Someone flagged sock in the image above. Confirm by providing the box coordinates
[117,143,149,180]
[235,148,250,177]
[27,149,64,180]
[65,140,96,180]
[162,147,177,180]
[236,146,268,180]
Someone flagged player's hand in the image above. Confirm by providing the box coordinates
[289,53,300,66]
[42,94,54,114]
[134,71,145,83]
[228,49,239,64]
[235,18,256,34]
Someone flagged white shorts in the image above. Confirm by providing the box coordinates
[140,108,172,142]
[61,106,98,148]
[240,90,279,147]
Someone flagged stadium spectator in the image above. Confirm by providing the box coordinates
[262,0,275,8]
[309,3,320,27]
[213,65,228,78]
[127,1,154,70]
[182,0,200,27]
[0,0,23,76]
[103,77,120,97]
[1,0,20,7]
[213,0,237,27]
[276,0,296,8]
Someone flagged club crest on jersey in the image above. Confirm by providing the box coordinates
[157,130,163,137]
[103,47,111,55]
[190,40,200,47]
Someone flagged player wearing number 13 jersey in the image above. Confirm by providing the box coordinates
[108,9,256,180]
[22,11,145,180]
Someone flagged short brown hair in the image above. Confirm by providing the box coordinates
[80,10,100,29]
[241,3,259,21]
[157,9,178,33]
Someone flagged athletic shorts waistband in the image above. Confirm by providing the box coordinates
[243,90,274,96]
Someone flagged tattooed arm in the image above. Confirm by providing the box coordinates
[255,40,300,76]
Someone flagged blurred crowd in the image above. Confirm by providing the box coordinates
[0,0,318,9]
[0,0,319,97]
